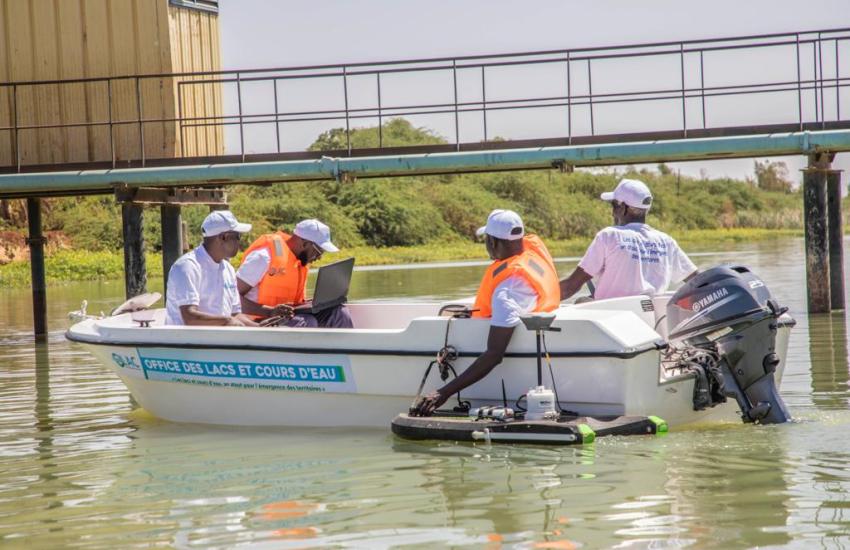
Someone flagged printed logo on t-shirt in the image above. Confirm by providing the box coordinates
[617,235,669,264]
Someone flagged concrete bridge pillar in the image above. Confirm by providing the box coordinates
[802,154,837,314]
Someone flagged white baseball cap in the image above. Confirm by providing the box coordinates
[201,210,252,237]
[601,178,653,209]
[293,219,339,253]
[476,209,525,241]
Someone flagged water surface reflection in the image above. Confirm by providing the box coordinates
[1,237,850,547]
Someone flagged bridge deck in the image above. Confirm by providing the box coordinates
[1,127,849,199]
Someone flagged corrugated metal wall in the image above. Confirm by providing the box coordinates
[0,0,222,168]
[169,4,223,159]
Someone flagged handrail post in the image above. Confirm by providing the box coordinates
[12,84,20,172]
[680,43,687,138]
[587,59,594,136]
[178,80,185,158]
[273,78,281,153]
[377,72,383,148]
[481,65,487,142]
[236,72,245,162]
[452,60,459,151]
[136,77,145,166]
[836,38,841,121]
[818,32,825,127]
[699,50,706,129]
[813,42,819,125]
[107,79,115,168]
[343,66,351,155]
[566,52,572,145]
[796,34,803,131]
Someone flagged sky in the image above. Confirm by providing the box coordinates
[217,0,850,182]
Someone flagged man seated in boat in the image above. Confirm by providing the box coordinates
[235,219,354,328]
[412,209,561,416]
[165,210,258,327]
[559,178,697,302]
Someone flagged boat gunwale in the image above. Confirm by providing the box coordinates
[64,330,667,359]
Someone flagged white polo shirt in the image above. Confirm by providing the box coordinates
[235,248,273,302]
[490,275,538,328]
[579,223,696,300]
[165,244,241,325]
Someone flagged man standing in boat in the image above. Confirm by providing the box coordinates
[165,210,257,326]
[412,209,561,416]
[236,219,353,328]
[558,178,697,302]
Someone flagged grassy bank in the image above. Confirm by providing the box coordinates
[0,227,803,288]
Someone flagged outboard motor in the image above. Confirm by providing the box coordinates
[666,265,792,424]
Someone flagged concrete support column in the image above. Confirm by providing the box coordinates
[803,156,832,313]
[827,170,845,311]
[122,203,146,299]
[160,205,183,296]
[26,198,47,340]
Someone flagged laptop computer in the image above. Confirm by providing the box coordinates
[293,257,355,314]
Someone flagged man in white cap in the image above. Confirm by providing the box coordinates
[412,209,560,416]
[165,210,257,326]
[559,178,697,302]
[236,219,353,328]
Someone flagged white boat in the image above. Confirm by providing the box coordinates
[66,266,795,429]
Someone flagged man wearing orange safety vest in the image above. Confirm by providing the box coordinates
[235,219,353,328]
[412,209,560,415]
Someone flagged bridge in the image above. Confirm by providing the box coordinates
[2,27,849,336]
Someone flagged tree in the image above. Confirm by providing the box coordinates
[308,118,446,151]
[753,160,793,193]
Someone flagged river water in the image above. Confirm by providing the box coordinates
[1,237,849,549]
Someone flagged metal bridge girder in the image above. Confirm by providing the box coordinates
[1,129,850,198]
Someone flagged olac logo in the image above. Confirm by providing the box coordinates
[692,287,730,312]
[111,353,141,370]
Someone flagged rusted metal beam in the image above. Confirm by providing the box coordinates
[121,203,146,299]
[827,169,845,311]
[803,153,832,313]
[114,185,227,206]
[161,204,183,297]
[26,198,47,340]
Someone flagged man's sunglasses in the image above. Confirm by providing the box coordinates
[308,241,324,257]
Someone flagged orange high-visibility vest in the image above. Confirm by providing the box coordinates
[472,234,560,318]
[240,231,308,307]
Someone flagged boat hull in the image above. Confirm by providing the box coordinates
[69,300,793,429]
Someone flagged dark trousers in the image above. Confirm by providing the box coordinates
[284,304,353,328]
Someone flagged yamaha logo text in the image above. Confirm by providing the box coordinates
[692,287,730,312]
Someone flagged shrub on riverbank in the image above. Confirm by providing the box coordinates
[0,228,804,287]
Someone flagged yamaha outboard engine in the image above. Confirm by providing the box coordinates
[666,265,792,424]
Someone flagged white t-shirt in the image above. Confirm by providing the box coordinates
[235,248,272,302]
[490,275,538,328]
[165,245,241,325]
[578,223,696,300]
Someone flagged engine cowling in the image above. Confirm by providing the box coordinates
[666,265,791,424]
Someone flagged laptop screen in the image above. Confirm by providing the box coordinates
[310,257,355,312]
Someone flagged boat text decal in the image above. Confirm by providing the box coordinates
[124,347,357,393]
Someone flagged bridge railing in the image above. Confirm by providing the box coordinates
[1,27,849,171]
